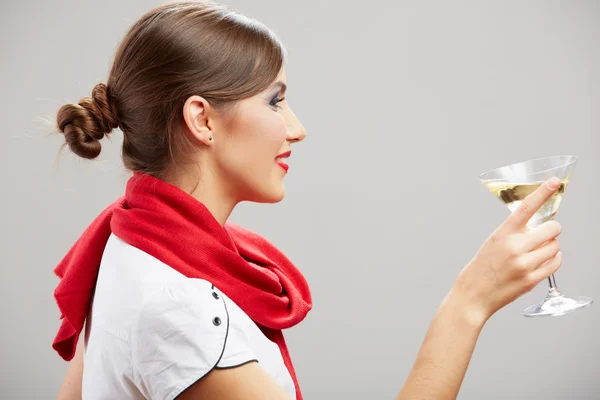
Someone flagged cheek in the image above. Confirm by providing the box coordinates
[220,113,286,177]
[242,114,287,171]
[253,113,287,150]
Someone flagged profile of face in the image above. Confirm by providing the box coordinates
[182,68,307,204]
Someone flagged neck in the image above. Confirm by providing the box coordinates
[168,168,238,226]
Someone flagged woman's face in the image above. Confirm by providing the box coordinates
[212,68,307,203]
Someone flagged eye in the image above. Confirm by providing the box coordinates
[270,96,285,110]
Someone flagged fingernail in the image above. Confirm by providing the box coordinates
[547,177,560,189]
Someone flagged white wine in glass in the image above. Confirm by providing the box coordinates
[479,155,592,317]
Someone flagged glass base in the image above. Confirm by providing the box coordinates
[523,288,593,317]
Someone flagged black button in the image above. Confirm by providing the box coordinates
[212,292,220,300]
[213,317,221,326]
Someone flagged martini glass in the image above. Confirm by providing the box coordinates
[479,155,593,317]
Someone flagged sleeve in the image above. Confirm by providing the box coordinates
[131,279,256,400]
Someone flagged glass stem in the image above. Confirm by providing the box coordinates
[547,273,561,295]
[548,274,557,289]
[532,220,561,295]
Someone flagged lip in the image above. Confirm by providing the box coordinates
[276,160,289,172]
[276,150,291,159]
[275,150,291,172]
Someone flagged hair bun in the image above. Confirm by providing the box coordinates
[57,83,120,159]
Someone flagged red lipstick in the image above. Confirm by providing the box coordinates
[275,150,291,172]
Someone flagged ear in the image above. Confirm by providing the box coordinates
[182,95,215,146]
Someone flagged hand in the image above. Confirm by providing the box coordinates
[454,177,564,323]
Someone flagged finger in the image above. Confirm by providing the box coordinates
[527,251,562,284]
[503,177,561,231]
[520,239,561,270]
[524,221,562,252]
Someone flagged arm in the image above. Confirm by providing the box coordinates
[396,178,563,399]
[56,337,84,400]
[395,288,486,400]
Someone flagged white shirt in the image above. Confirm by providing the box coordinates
[82,233,296,400]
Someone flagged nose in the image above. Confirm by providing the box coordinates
[285,106,307,143]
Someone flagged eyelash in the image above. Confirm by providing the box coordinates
[270,96,285,110]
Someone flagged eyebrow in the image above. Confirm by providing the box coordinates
[270,81,287,95]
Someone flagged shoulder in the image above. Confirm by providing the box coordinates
[135,278,223,328]
[131,279,257,400]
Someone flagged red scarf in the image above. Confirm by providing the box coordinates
[53,173,312,399]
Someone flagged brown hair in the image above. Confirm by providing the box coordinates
[56,0,285,179]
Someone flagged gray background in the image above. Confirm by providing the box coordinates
[1,0,598,398]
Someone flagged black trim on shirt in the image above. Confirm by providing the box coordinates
[173,287,230,400]
[214,359,259,370]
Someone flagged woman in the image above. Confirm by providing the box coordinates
[53,1,564,399]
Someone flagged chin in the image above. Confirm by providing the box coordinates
[251,183,286,204]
